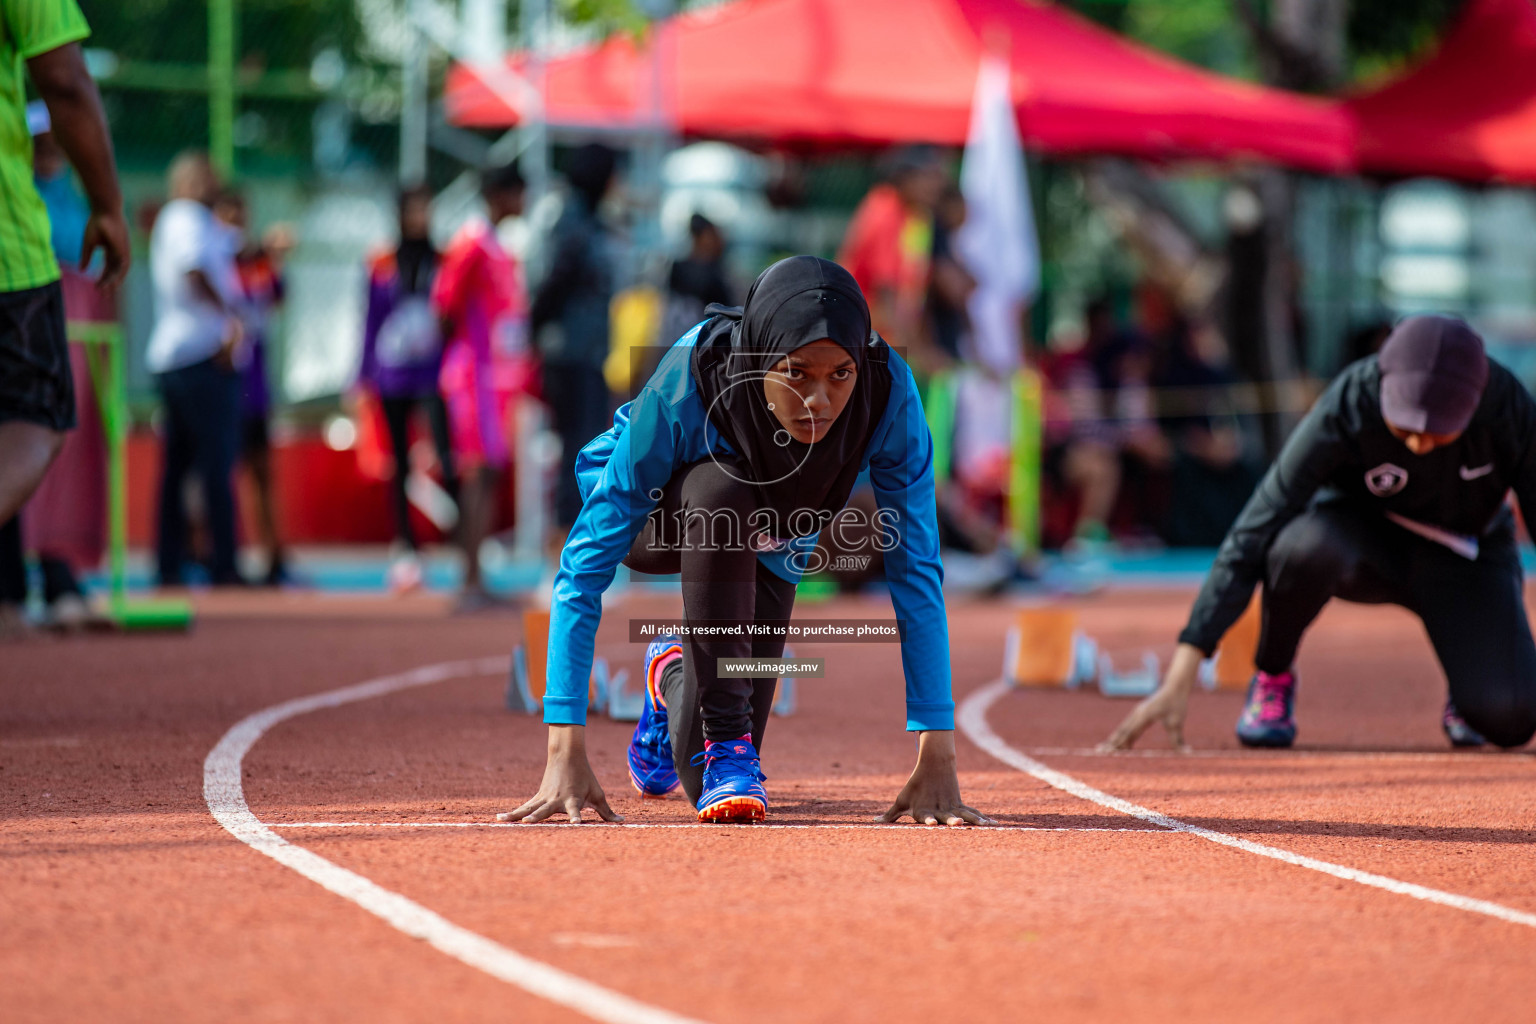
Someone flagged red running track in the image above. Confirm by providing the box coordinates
[3,588,1534,1022]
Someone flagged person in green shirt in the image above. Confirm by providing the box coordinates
[0,0,128,527]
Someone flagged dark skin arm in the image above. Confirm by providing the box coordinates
[27,42,128,292]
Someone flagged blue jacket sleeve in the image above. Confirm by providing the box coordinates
[544,387,680,724]
[868,364,954,731]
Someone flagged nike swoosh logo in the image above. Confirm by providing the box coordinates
[1460,464,1494,481]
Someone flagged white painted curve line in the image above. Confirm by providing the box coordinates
[958,677,1536,931]
[203,656,709,1024]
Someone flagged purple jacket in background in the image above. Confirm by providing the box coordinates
[359,247,444,398]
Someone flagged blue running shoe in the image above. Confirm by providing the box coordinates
[627,636,683,797]
[1236,671,1297,748]
[691,738,767,823]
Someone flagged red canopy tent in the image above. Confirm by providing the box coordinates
[1346,0,1536,185]
[445,0,1351,172]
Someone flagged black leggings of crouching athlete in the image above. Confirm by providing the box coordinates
[624,458,797,804]
[1257,503,1536,748]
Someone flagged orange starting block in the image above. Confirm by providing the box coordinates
[1002,607,1161,697]
[1209,593,1261,691]
[507,609,634,717]
[1003,608,1090,689]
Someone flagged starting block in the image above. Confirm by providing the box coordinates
[1002,606,1164,697]
[1098,651,1161,698]
[1207,592,1261,691]
[507,608,620,716]
[507,611,797,721]
[1003,608,1097,689]
[773,648,798,717]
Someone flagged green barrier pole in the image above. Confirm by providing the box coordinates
[923,368,957,484]
[209,0,237,176]
[70,321,192,631]
[1008,368,1043,557]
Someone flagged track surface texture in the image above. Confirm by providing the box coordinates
[4,586,1535,1023]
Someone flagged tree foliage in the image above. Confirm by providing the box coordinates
[1066,0,1466,85]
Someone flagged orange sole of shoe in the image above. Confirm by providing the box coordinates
[696,796,766,823]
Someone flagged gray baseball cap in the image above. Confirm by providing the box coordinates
[1377,315,1488,436]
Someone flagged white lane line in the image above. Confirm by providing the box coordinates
[204,657,708,1024]
[959,677,1536,930]
[1022,746,1535,763]
[270,821,1161,832]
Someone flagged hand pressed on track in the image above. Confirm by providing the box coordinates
[878,730,995,826]
[1098,643,1201,752]
[497,725,623,824]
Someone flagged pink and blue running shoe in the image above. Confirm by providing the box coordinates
[1442,700,1487,748]
[1236,670,1297,748]
[691,737,767,823]
[627,636,683,797]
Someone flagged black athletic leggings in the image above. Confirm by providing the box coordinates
[379,393,458,551]
[623,458,797,803]
[1258,503,1536,748]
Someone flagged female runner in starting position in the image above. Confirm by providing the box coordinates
[501,256,990,824]
[1104,315,1536,753]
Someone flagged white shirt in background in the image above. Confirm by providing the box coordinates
[146,198,240,374]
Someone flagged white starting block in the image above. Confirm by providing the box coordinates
[1097,651,1161,698]
[773,647,798,717]
[509,607,798,722]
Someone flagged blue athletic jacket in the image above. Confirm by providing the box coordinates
[543,322,955,731]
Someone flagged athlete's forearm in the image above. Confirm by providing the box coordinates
[547,723,587,759]
[914,730,956,767]
[28,44,122,217]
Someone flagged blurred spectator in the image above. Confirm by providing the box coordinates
[359,185,459,595]
[10,102,112,628]
[1155,316,1257,546]
[147,151,245,587]
[640,212,734,389]
[663,213,733,335]
[838,145,946,370]
[670,213,733,311]
[1089,296,1171,543]
[531,142,619,541]
[433,161,532,609]
[1040,316,1120,547]
[213,188,297,587]
[928,184,974,364]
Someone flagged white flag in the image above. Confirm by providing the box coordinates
[954,53,1039,376]
[952,53,1039,487]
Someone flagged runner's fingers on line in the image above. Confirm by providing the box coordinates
[564,797,586,824]
[591,791,624,823]
[954,804,995,826]
[496,795,547,822]
[1162,711,1190,752]
[1098,699,1158,752]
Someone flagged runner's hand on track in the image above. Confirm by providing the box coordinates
[1098,643,1202,752]
[878,730,995,826]
[497,725,623,824]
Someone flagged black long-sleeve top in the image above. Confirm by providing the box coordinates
[1180,356,1536,653]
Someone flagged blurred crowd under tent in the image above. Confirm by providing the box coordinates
[79,0,1536,412]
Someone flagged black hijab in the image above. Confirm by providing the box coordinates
[691,255,891,536]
